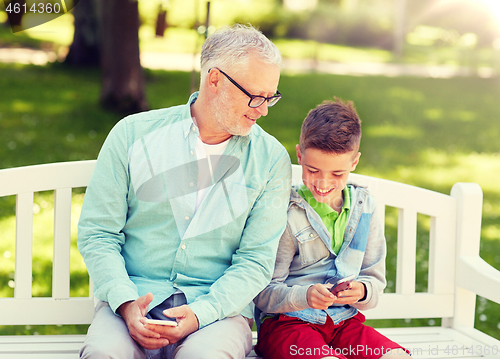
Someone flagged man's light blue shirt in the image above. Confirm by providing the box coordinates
[77,93,291,328]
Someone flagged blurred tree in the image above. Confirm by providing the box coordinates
[100,0,148,115]
[65,0,100,67]
[393,0,406,59]
[65,0,147,114]
[155,4,168,37]
[5,0,25,31]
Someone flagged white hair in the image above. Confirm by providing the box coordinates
[200,24,281,85]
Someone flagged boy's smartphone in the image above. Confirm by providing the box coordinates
[144,318,178,327]
[329,274,356,295]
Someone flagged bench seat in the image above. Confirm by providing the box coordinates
[1,328,499,358]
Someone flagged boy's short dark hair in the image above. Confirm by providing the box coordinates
[299,97,361,155]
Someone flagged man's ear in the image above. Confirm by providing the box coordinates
[296,144,302,165]
[207,69,221,93]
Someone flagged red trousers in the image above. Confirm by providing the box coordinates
[255,313,408,359]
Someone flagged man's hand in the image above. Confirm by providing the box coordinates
[306,283,336,310]
[334,281,365,305]
[118,293,170,350]
[144,305,199,344]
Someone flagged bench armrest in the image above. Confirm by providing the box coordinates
[457,255,500,304]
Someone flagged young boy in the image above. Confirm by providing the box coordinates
[254,98,410,359]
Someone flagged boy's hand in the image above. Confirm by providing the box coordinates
[333,281,365,305]
[306,283,336,310]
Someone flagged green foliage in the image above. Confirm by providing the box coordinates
[246,1,394,49]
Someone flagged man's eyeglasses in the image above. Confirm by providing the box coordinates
[209,68,282,108]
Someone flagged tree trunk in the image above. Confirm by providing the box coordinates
[155,5,167,37]
[393,0,406,61]
[6,0,25,31]
[99,0,148,115]
[64,0,100,67]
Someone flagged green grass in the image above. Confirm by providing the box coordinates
[1,63,500,339]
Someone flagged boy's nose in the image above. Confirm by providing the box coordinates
[316,177,341,189]
[316,178,330,188]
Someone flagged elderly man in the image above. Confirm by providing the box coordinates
[77,24,291,359]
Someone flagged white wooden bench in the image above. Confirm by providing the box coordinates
[1,160,499,358]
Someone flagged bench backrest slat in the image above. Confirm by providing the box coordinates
[53,188,72,299]
[429,214,456,294]
[1,298,95,325]
[0,160,96,197]
[15,192,34,300]
[396,208,417,295]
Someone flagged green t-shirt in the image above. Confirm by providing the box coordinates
[297,185,351,255]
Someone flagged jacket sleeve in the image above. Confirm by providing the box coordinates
[253,224,311,314]
[352,196,387,311]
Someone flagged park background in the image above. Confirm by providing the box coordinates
[1,0,500,339]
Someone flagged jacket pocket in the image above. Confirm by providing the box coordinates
[295,226,330,266]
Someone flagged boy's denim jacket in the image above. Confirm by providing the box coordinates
[254,181,387,325]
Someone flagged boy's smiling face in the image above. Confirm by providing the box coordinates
[296,145,360,209]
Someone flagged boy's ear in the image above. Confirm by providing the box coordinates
[351,152,361,171]
[296,144,302,165]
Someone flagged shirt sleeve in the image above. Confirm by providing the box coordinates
[188,146,292,328]
[77,119,140,313]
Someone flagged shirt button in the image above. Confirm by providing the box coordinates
[181,244,186,250]
[309,233,314,237]
[185,216,190,220]
[189,182,194,187]
[190,151,194,155]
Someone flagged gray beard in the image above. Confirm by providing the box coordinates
[212,90,252,137]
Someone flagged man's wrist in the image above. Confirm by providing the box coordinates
[117,300,133,318]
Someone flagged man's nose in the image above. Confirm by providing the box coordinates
[255,102,269,117]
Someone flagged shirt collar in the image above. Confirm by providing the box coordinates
[183,92,252,158]
[297,185,350,217]
[182,92,200,139]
